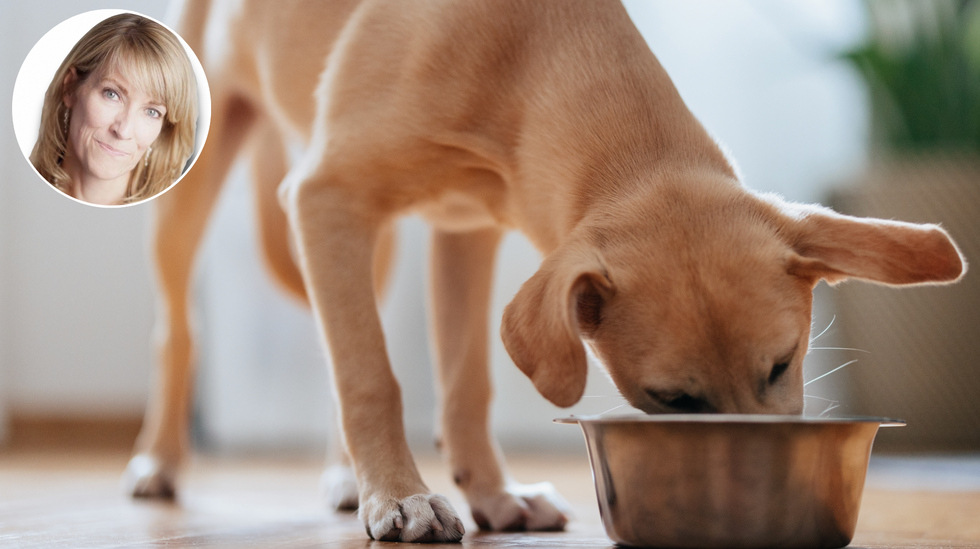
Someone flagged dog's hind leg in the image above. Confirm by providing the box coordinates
[124,94,258,499]
[252,119,307,303]
[429,228,571,531]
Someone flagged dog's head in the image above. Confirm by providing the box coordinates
[501,178,966,415]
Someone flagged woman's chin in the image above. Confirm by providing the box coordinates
[82,163,137,185]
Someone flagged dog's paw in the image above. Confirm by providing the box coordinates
[360,492,465,542]
[469,482,571,531]
[123,454,177,499]
[320,464,359,511]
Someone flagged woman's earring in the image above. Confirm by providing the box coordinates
[62,108,70,134]
[144,147,152,167]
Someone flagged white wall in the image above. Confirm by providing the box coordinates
[0,1,168,433]
[0,0,868,449]
[0,0,12,440]
[628,0,868,204]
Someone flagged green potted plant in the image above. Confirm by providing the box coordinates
[830,0,980,451]
[845,0,980,153]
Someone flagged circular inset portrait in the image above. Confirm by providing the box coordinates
[12,10,210,207]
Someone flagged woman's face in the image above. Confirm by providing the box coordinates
[63,64,166,187]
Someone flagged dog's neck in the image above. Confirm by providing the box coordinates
[498,9,737,254]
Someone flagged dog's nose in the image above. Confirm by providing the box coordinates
[645,389,715,413]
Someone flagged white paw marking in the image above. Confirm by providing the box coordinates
[123,454,177,499]
[470,482,570,531]
[320,464,359,511]
[361,492,465,542]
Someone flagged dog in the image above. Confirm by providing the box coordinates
[123,0,966,542]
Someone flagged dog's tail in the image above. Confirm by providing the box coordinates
[165,0,211,56]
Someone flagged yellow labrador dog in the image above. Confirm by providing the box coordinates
[125,0,965,542]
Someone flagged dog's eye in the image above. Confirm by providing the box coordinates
[769,362,790,385]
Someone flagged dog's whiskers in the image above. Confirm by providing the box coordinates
[818,403,842,417]
[598,404,628,416]
[803,394,837,403]
[809,315,836,344]
[809,347,870,353]
[804,359,859,387]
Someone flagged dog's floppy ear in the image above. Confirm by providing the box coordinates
[783,203,966,286]
[501,246,612,407]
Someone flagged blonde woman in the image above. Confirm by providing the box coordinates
[31,13,198,206]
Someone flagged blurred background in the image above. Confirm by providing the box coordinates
[0,0,976,457]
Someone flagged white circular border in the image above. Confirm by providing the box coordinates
[11,9,212,209]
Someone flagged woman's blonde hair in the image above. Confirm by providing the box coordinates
[30,13,198,204]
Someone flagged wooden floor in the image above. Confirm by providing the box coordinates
[1,447,979,548]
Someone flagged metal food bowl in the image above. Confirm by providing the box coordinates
[556,414,904,549]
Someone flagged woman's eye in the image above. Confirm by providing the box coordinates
[146,108,161,119]
[103,88,119,100]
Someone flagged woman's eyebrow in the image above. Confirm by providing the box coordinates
[102,77,130,96]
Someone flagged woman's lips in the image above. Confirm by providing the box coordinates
[97,140,130,157]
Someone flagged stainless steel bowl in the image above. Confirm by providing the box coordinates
[556,414,904,549]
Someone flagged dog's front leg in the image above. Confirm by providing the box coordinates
[430,228,571,531]
[286,180,464,542]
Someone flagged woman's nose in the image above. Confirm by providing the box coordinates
[110,108,136,139]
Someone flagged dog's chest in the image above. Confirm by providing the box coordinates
[415,190,501,232]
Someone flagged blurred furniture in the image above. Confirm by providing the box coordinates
[832,157,980,451]
[833,0,980,450]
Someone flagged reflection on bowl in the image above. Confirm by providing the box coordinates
[556,414,904,549]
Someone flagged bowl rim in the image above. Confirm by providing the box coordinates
[554,413,906,427]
